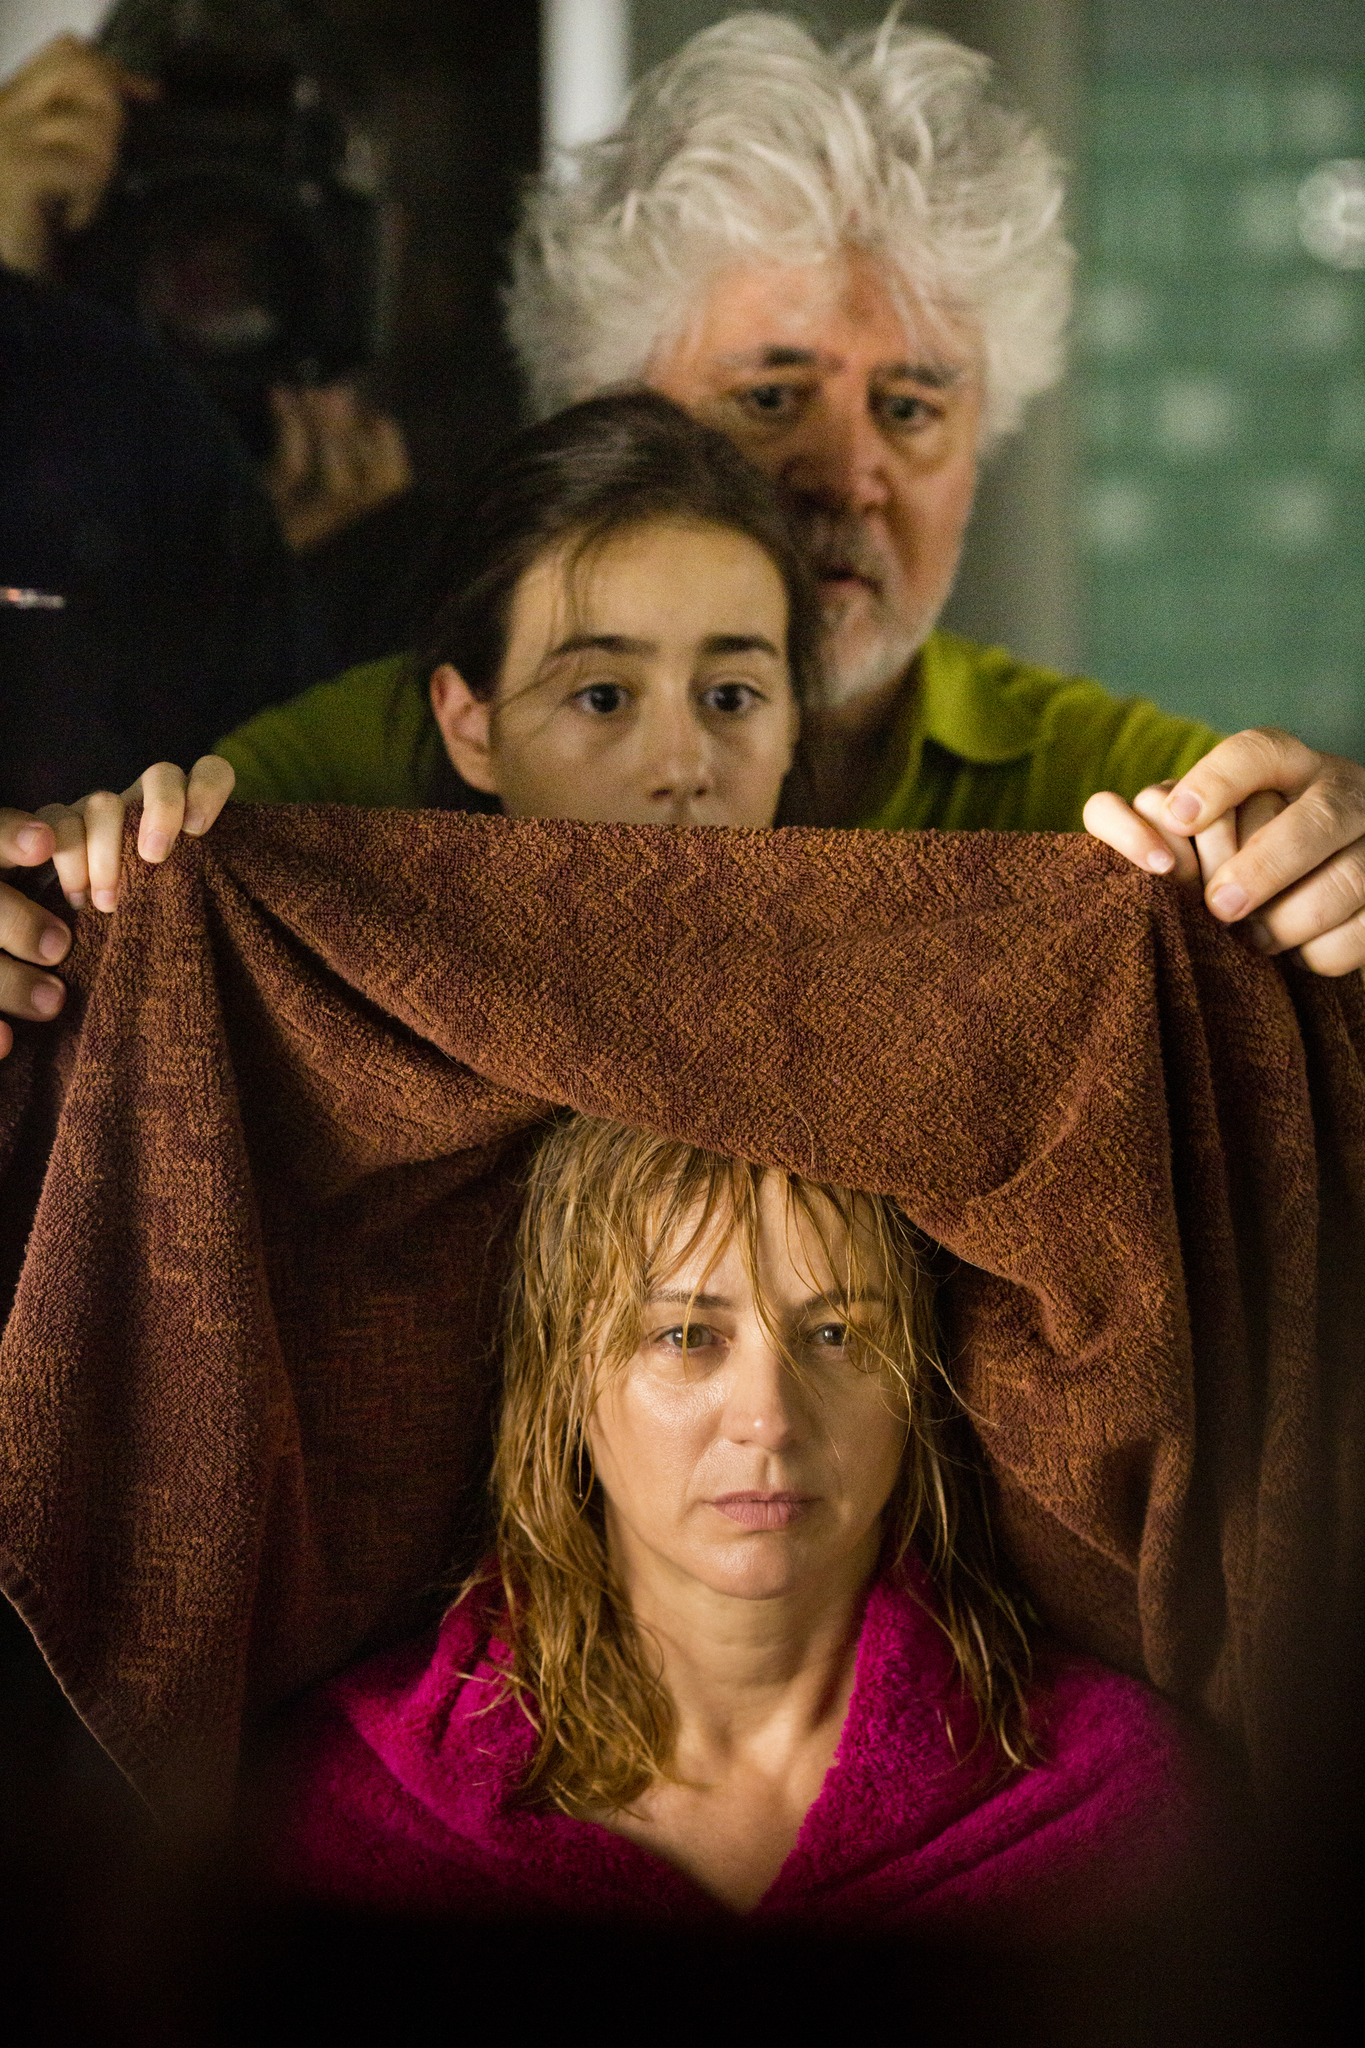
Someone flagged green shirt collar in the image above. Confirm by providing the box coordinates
[918,630,1041,763]
[860,630,1041,827]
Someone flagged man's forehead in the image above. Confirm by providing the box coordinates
[714,343,966,388]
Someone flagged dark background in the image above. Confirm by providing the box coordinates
[6,4,1358,752]
[310,0,542,497]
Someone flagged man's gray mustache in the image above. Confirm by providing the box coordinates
[798,516,894,585]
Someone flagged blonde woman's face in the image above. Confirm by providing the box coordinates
[430,517,799,827]
[585,1177,907,1606]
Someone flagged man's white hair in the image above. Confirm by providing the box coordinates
[508,10,1073,439]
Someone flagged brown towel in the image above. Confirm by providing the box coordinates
[1,809,1362,1826]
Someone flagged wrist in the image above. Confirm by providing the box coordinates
[0,203,56,278]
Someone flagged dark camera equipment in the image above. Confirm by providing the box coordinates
[64,1,384,458]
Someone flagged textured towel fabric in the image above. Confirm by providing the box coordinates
[1,809,1362,1825]
[268,1565,1205,1940]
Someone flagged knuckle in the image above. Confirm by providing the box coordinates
[1230,725,1315,778]
[1322,848,1365,922]
[0,885,38,949]
[1315,865,1365,926]
[1321,766,1365,825]
[1243,723,1299,752]
[1299,909,1365,978]
[1298,776,1364,840]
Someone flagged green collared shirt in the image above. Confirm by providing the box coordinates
[857,632,1220,833]
[217,633,1221,829]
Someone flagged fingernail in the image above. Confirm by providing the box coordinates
[141,830,169,863]
[1248,921,1275,953]
[1146,847,1175,874]
[1168,791,1201,826]
[30,980,63,1018]
[16,824,48,856]
[92,887,117,914]
[66,890,88,911]
[37,924,69,963]
[1208,884,1249,921]
[183,809,206,836]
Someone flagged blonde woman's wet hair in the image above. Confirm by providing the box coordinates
[468,1113,1034,1819]
[508,9,1072,442]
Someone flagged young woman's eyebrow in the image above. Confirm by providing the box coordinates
[702,634,782,659]
[545,632,782,661]
[547,632,652,660]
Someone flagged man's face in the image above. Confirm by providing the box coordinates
[649,248,983,714]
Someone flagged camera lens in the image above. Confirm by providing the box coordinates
[138,198,286,360]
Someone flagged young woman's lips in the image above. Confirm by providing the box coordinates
[711,1492,815,1529]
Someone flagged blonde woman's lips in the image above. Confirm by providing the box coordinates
[711,1492,815,1529]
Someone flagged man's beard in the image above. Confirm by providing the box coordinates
[800,512,932,714]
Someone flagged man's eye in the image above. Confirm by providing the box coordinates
[573,682,629,715]
[700,681,759,715]
[740,383,801,419]
[878,392,932,427]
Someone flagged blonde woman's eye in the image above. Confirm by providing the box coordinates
[811,1322,850,1348]
[573,682,629,715]
[660,1323,712,1351]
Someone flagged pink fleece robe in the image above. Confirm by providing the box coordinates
[268,1568,1207,1940]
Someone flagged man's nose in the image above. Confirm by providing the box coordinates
[778,389,890,515]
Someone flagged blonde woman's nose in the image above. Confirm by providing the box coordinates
[721,1334,798,1450]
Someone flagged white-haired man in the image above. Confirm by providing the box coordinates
[4,9,1363,1015]
[505,11,1365,973]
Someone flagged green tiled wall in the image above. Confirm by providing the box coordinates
[1078,69,1365,753]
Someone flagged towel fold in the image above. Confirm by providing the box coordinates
[1,810,1362,1825]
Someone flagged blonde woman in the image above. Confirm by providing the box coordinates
[266,1116,1208,1939]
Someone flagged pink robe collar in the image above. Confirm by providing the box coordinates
[273,1567,1203,1939]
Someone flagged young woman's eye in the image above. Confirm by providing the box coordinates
[700,681,760,716]
[573,682,629,715]
[810,1321,850,1349]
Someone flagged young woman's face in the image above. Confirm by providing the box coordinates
[429,518,799,827]
[585,1177,908,1606]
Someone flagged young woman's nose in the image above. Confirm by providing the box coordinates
[778,388,891,516]
[641,693,713,806]
[721,1335,799,1451]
